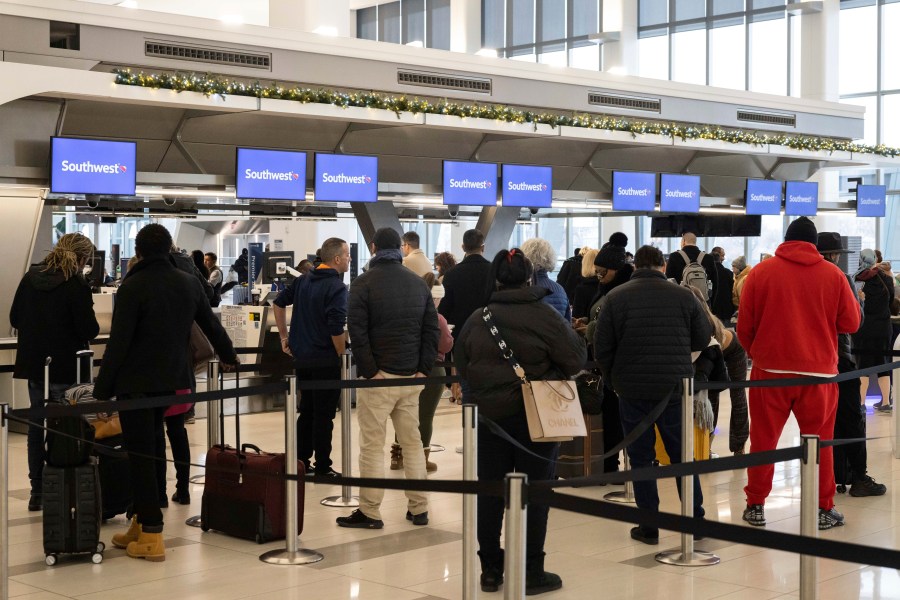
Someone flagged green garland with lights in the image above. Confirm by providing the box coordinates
[112,69,900,158]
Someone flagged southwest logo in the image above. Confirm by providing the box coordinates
[119,165,127,173]
[60,160,129,175]
[322,173,372,185]
[244,168,301,182]
[365,176,372,184]
[508,181,550,193]
[449,178,492,190]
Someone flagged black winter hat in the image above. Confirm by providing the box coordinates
[784,217,818,245]
[608,232,628,247]
[595,244,627,270]
[372,227,402,250]
[816,232,850,254]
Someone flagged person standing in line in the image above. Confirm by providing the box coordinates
[433,251,457,284]
[731,256,751,310]
[737,217,860,530]
[555,246,587,303]
[666,232,719,304]
[710,247,736,323]
[571,248,599,320]
[853,248,895,412]
[594,245,711,545]
[401,231,433,277]
[94,224,238,562]
[10,233,100,512]
[817,233,887,497]
[204,252,223,299]
[273,237,351,478]
[520,237,571,321]
[338,227,439,529]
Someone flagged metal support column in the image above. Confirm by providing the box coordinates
[799,435,820,600]
[462,404,478,600]
[503,473,528,600]
[322,351,359,507]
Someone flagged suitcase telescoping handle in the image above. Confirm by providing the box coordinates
[76,349,94,385]
[220,369,244,459]
[44,356,52,402]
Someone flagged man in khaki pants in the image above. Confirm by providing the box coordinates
[338,227,440,529]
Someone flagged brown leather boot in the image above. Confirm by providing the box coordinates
[390,444,403,470]
[425,448,437,473]
[126,531,166,562]
[112,515,141,549]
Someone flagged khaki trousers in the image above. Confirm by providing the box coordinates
[357,371,428,520]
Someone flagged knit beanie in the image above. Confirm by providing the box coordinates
[595,244,627,270]
[608,232,628,248]
[859,248,877,270]
[372,227,401,250]
[784,217,817,245]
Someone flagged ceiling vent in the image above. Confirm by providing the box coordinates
[588,92,661,113]
[144,40,271,69]
[397,70,492,94]
[736,109,796,128]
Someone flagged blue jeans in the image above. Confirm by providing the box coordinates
[26,380,70,491]
[619,389,704,537]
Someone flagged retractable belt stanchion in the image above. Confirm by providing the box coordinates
[2,404,9,600]
[503,473,527,600]
[799,435,820,600]
[656,378,720,567]
[462,404,478,600]
[322,351,359,507]
[186,360,222,527]
[603,451,636,504]
[261,375,324,565]
[893,338,900,460]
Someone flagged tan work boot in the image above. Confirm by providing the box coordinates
[112,515,141,549]
[126,531,166,562]
[425,448,437,473]
[390,444,403,470]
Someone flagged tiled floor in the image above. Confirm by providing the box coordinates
[4,395,900,599]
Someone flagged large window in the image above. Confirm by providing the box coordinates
[481,0,603,70]
[637,0,799,95]
[356,0,451,50]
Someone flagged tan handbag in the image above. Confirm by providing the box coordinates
[482,308,587,442]
[190,322,216,375]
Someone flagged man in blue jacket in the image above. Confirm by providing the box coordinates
[273,238,350,478]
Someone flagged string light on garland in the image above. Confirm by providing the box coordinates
[111,69,900,158]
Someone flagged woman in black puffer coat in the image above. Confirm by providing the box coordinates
[456,249,586,596]
[853,249,895,410]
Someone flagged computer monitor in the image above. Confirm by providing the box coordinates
[261,251,295,284]
[84,250,106,289]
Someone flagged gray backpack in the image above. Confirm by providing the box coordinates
[678,250,712,301]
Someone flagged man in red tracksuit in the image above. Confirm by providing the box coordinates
[737,217,861,531]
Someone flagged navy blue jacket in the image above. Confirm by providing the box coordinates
[533,269,571,321]
[273,268,348,368]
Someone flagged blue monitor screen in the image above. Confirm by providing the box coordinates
[857,184,886,217]
[50,137,136,195]
[659,174,701,213]
[501,165,553,208]
[612,171,656,211]
[235,148,308,201]
[745,179,782,215]
[784,181,818,216]
[314,154,378,203]
[443,161,497,206]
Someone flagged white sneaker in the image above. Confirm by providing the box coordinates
[455,445,463,454]
[441,389,452,399]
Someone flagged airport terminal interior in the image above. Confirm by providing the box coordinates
[2,0,900,598]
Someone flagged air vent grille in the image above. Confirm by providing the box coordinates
[588,92,661,113]
[145,41,271,69]
[398,70,491,94]
[737,109,796,128]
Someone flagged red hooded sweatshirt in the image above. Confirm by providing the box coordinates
[737,241,861,375]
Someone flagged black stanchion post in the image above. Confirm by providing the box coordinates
[186,360,221,528]
[1,403,9,600]
[656,377,720,567]
[800,435,819,600]
[321,351,359,507]
[503,473,527,600]
[462,404,478,599]
[893,338,900,459]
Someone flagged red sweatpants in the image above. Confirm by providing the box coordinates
[744,370,837,510]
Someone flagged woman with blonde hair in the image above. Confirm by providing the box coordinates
[10,233,100,511]
[572,248,599,320]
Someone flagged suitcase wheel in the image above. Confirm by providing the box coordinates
[45,554,57,567]
[201,523,209,532]
[96,542,105,553]
[255,534,262,544]
[92,552,103,564]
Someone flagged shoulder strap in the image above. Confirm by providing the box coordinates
[697,251,706,265]
[677,249,690,264]
[481,307,528,384]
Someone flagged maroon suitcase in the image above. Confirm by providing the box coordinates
[200,372,304,543]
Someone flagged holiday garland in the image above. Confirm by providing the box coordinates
[113,69,900,158]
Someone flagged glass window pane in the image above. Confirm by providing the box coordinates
[402,0,425,45]
[751,0,784,9]
[841,96,878,145]
[638,35,669,80]
[746,215,786,266]
[671,28,706,85]
[639,0,668,27]
[749,16,787,95]
[712,0,744,15]
[789,13,801,96]
[571,217,599,250]
[426,0,451,49]
[839,6,877,95]
[675,0,706,21]
[883,3,900,90]
[710,23,745,89]
[379,2,401,44]
[569,43,600,70]
[570,0,599,37]
[539,44,568,65]
[357,6,378,40]
[511,0,536,47]
[483,0,505,49]
[539,218,567,271]
[882,95,900,147]
[540,0,565,42]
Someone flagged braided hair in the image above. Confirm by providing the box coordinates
[42,233,95,280]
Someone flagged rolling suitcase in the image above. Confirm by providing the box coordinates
[201,371,305,543]
[45,352,95,468]
[42,463,104,565]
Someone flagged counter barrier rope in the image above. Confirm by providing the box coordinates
[321,351,359,508]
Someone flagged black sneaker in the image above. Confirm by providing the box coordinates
[315,467,341,479]
[28,492,42,512]
[629,526,659,545]
[171,491,191,505]
[849,475,887,497]
[819,507,845,530]
[742,504,766,526]
[336,509,384,529]
[480,569,503,593]
[406,510,428,526]
[525,571,562,596]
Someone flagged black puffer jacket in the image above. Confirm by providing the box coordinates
[556,253,583,302]
[455,287,586,420]
[594,269,711,400]
[11,265,100,383]
[839,272,862,367]
[171,250,215,305]
[438,253,492,339]
[348,251,440,378]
